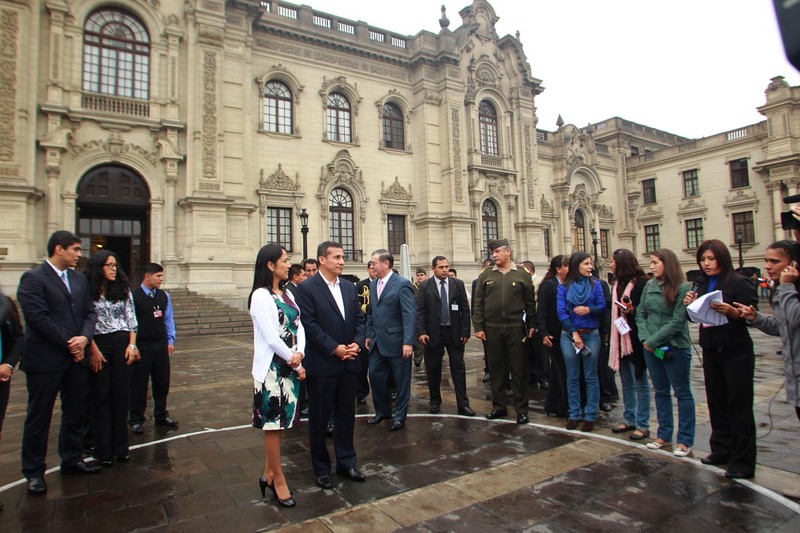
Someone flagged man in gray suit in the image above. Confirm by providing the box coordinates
[365,249,416,431]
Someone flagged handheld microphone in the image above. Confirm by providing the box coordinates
[690,276,707,294]
[782,193,800,204]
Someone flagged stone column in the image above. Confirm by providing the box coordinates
[771,184,784,241]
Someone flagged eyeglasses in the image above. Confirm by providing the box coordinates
[104,263,118,269]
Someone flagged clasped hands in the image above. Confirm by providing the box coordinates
[334,343,360,361]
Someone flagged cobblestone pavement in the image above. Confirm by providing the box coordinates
[0,323,798,532]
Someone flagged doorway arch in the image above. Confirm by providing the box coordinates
[76,165,150,283]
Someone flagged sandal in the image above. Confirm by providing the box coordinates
[673,445,692,457]
[629,429,650,441]
[646,439,670,450]
[611,424,635,434]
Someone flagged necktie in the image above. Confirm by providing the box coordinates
[377,279,384,299]
[440,280,450,326]
[61,271,71,294]
[150,289,156,298]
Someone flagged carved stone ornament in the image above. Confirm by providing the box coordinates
[598,204,613,219]
[260,164,299,191]
[540,194,553,215]
[564,125,595,167]
[425,90,443,105]
[69,132,159,166]
[318,150,365,195]
[381,176,413,200]
[0,8,19,163]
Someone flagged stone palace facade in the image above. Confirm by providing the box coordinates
[0,0,798,302]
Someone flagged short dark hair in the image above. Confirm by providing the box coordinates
[371,249,394,268]
[47,230,81,257]
[431,256,447,268]
[520,260,535,273]
[482,259,492,269]
[142,263,164,276]
[289,263,305,280]
[448,268,457,275]
[302,258,318,268]
[316,241,342,260]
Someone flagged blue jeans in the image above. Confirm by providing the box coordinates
[561,331,601,422]
[644,347,695,446]
[618,355,650,430]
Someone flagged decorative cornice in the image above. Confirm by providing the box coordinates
[380,176,413,201]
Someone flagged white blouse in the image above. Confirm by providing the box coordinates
[250,288,306,382]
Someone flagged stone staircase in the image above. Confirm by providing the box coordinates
[167,288,253,337]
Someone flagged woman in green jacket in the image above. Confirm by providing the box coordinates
[635,248,694,457]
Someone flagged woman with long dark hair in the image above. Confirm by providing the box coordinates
[684,239,758,478]
[536,255,569,417]
[85,250,139,467]
[608,249,650,440]
[556,252,606,432]
[739,240,800,424]
[249,244,305,508]
[637,248,693,457]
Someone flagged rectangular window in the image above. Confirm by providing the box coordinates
[685,218,704,249]
[730,158,749,188]
[642,178,656,205]
[543,228,551,258]
[630,145,640,157]
[732,211,755,243]
[267,207,292,251]
[387,215,406,256]
[682,169,699,197]
[644,224,660,252]
[600,229,610,258]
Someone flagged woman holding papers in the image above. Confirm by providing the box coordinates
[636,249,694,457]
[608,249,650,440]
[684,239,758,479]
[738,240,800,424]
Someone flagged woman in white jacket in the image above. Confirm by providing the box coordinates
[249,244,306,508]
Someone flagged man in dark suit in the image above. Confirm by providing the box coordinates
[355,260,376,404]
[416,256,475,416]
[17,230,101,495]
[294,241,366,490]
[365,249,416,431]
[285,264,305,295]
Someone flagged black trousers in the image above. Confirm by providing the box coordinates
[702,347,757,475]
[22,364,90,477]
[129,342,170,424]
[91,331,133,459]
[356,348,370,399]
[306,372,357,476]
[485,325,528,414]
[544,342,568,417]
[424,330,470,409]
[0,378,9,437]
[527,337,550,383]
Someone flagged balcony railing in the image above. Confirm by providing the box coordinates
[481,154,503,167]
[81,92,150,118]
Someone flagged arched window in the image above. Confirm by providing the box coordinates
[573,210,587,252]
[263,80,292,134]
[329,188,355,259]
[481,200,499,258]
[479,100,499,156]
[382,102,404,150]
[327,92,351,143]
[83,8,150,99]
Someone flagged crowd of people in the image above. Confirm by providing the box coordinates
[1,227,800,511]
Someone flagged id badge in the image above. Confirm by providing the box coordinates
[451,304,459,311]
[153,309,163,318]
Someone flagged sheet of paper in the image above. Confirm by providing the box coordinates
[686,290,728,326]
[613,316,631,335]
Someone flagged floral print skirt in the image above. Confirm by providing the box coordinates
[252,357,300,430]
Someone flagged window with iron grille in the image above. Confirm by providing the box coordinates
[481,200,499,258]
[479,101,499,156]
[600,229,610,258]
[685,218,704,249]
[732,211,755,243]
[267,207,292,251]
[263,81,292,134]
[644,224,660,252]
[387,215,406,255]
[329,188,354,256]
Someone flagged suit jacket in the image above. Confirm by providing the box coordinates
[0,294,23,369]
[416,276,470,346]
[294,273,366,376]
[17,262,97,373]
[366,273,416,357]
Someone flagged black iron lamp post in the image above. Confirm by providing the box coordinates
[300,208,309,260]
[736,229,744,270]
[590,227,599,277]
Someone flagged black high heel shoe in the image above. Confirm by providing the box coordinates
[265,477,296,507]
[259,475,268,499]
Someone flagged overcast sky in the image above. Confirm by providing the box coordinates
[293,0,799,139]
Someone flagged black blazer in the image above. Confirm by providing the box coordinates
[294,273,366,377]
[696,273,758,352]
[0,294,23,369]
[16,263,97,372]
[535,277,562,339]
[416,276,471,346]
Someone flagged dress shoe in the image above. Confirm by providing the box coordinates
[131,423,144,435]
[629,429,650,441]
[579,420,595,432]
[458,406,476,417]
[612,424,635,434]
[482,371,490,383]
[300,407,309,419]
[356,396,367,405]
[429,403,441,414]
[155,417,179,428]
[336,467,366,482]
[389,420,405,431]
[101,458,114,468]
[367,415,389,425]
[538,377,549,390]
[700,454,729,466]
[61,461,101,475]
[486,409,508,420]
[115,454,131,463]
[516,414,529,425]
[724,470,754,480]
[599,402,612,413]
[27,477,47,495]
[315,474,333,490]
[565,419,580,430]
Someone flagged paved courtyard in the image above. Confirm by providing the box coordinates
[0,324,798,532]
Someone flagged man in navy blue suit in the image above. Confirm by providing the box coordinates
[294,241,366,490]
[17,230,101,495]
[365,249,416,431]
